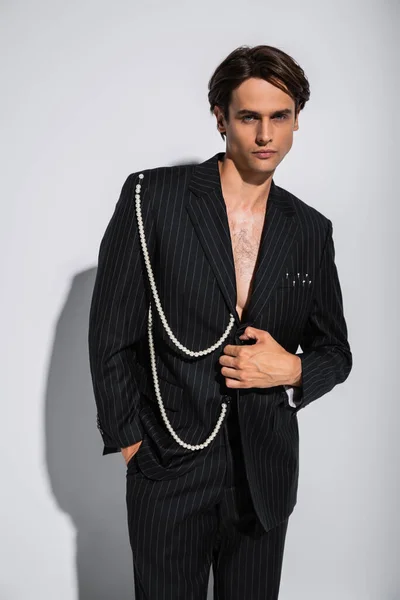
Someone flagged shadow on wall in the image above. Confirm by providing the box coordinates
[43,157,217,599]
[44,267,136,599]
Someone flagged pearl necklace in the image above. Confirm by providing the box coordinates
[134,173,235,450]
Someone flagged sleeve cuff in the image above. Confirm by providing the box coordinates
[97,413,144,456]
[283,385,303,408]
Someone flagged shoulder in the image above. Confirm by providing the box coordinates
[274,181,332,237]
[124,162,195,209]
[128,162,194,191]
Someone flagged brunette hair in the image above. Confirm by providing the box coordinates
[208,45,310,141]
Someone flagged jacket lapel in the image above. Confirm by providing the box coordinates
[243,190,299,322]
[186,152,299,325]
[186,153,240,324]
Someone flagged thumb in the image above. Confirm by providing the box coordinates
[239,326,259,341]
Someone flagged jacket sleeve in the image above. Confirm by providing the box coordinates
[88,172,155,455]
[289,219,353,413]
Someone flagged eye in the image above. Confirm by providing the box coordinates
[241,114,288,123]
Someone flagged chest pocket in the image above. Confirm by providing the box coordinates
[268,270,315,338]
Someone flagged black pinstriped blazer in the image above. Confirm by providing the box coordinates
[88,151,352,531]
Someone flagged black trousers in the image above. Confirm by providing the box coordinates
[126,395,289,599]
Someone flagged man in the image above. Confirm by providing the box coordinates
[88,44,352,599]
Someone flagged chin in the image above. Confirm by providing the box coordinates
[250,158,274,169]
[251,164,275,179]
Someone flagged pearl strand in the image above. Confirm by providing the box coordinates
[148,306,228,449]
[134,173,233,450]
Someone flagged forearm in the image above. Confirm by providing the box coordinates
[90,350,145,449]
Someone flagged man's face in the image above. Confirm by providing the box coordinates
[214,77,299,176]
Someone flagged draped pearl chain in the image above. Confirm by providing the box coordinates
[134,173,235,450]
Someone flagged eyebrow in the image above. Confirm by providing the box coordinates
[236,108,293,117]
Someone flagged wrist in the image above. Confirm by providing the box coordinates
[286,354,302,387]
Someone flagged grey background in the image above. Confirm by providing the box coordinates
[1,0,398,598]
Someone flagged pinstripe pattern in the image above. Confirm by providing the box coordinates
[88,151,352,538]
[125,407,289,599]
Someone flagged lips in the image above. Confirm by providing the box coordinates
[253,151,277,158]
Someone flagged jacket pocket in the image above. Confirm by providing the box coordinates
[134,361,183,412]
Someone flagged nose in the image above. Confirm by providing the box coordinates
[256,119,273,145]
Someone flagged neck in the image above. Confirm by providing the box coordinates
[218,153,273,212]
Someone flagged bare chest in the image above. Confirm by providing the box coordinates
[227,208,266,321]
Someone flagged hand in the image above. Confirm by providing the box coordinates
[219,326,302,389]
[121,440,143,465]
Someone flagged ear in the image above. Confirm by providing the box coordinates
[293,112,299,131]
[213,105,221,120]
[213,106,226,133]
